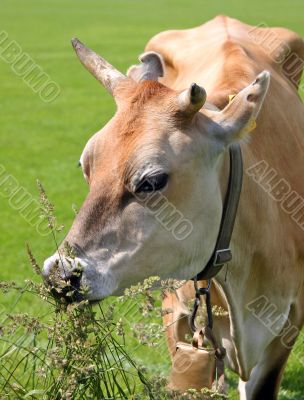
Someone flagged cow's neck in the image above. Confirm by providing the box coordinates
[167,61,298,378]
[195,92,289,377]
[211,142,295,379]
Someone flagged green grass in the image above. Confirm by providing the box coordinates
[0,0,303,398]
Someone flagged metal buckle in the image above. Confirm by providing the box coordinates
[213,248,232,266]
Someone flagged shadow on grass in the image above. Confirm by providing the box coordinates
[280,356,304,400]
[222,349,304,400]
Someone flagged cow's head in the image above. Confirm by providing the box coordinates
[43,39,270,301]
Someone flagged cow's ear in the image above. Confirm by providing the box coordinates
[205,71,270,145]
[127,51,164,81]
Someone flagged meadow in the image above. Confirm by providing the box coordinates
[0,0,303,398]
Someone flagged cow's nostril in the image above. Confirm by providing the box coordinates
[43,255,85,303]
[68,269,82,290]
[48,269,83,303]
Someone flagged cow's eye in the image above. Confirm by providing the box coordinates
[135,173,169,193]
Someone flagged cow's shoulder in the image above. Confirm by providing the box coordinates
[248,25,304,89]
[144,16,256,89]
[146,16,304,91]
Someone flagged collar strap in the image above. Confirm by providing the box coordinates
[193,143,243,281]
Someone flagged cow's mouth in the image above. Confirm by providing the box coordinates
[43,253,121,302]
[51,287,84,304]
[45,269,85,304]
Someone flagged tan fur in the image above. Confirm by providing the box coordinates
[44,16,304,400]
[145,16,304,399]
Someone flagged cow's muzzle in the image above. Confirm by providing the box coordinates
[42,254,85,303]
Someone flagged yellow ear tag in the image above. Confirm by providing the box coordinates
[228,94,236,103]
[247,118,257,132]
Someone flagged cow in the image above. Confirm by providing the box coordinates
[43,16,304,400]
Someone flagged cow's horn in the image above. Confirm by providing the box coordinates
[71,38,126,96]
[178,83,206,114]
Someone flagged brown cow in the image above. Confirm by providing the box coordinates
[43,16,304,399]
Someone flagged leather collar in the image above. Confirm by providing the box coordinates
[193,143,243,281]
